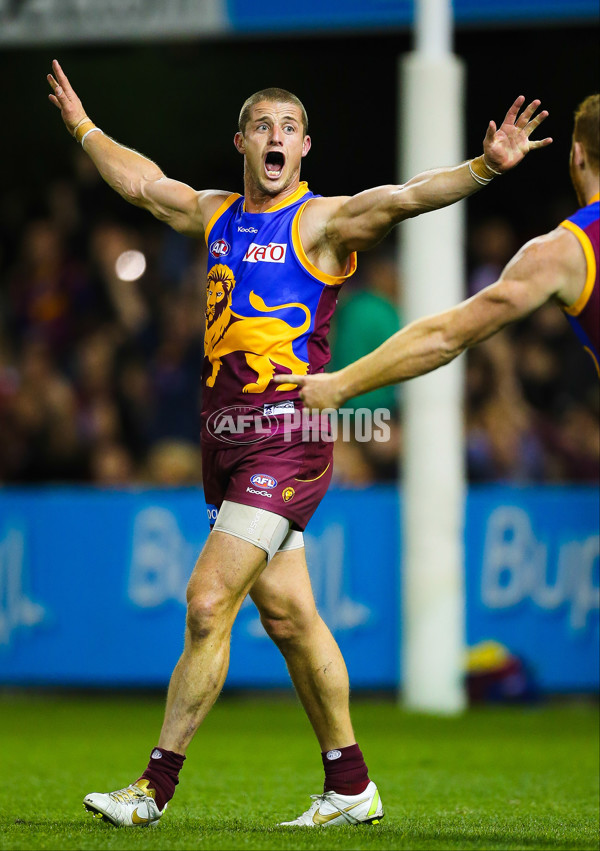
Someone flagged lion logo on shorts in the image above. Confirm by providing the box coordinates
[205,264,311,393]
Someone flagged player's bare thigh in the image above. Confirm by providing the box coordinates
[250,546,319,630]
[186,530,268,611]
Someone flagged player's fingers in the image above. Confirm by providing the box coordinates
[48,93,61,108]
[529,137,553,149]
[516,99,542,128]
[52,59,67,84]
[53,59,75,98]
[47,73,68,102]
[273,373,304,385]
[525,109,549,135]
[500,95,525,126]
[51,61,68,95]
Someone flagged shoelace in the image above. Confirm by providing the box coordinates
[109,785,145,805]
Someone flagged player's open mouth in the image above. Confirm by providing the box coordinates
[264,151,285,179]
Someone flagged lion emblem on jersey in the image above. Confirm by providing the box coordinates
[205,263,310,393]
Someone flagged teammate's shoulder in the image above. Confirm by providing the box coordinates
[532,227,588,304]
[505,227,581,282]
[520,225,578,259]
[498,227,584,307]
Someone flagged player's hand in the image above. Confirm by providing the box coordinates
[47,59,88,135]
[274,372,345,410]
[482,96,552,173]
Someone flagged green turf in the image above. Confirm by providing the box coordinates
[0,693,597,850]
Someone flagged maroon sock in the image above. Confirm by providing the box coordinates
[137,747,186,810]
[322,743,370,795]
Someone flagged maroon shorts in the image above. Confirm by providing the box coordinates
[202,430,333,531]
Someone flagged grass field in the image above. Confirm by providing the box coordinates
[0,692,598,851]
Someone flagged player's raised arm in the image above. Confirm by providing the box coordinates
[323,96,552,253]
[276,226,582,409]
[47,59,223,236]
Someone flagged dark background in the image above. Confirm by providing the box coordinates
[1,24,598,241]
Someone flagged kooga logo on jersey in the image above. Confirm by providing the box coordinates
[243,242,287,263]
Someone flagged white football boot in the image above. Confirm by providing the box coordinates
[279,780,383,826]
[83,779,166,827]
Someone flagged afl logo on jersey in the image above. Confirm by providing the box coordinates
[210,239,231,258]
[250,474,278,489]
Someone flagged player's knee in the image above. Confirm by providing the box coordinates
[260,603,317,647]
[186,592,229,641]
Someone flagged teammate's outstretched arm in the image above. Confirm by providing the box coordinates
[47,59,223,236]
[275,225,583,409]
[323,96,552,252]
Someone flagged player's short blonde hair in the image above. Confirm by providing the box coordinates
[238,88,308,136]
[573,94,599,173]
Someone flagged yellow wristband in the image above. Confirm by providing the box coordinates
[81,127,104,148]
[74,118,95,144]
[470,155,500,181]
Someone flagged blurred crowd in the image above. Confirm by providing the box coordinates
[0,150,598,487]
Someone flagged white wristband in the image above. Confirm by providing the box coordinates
[81,127,104,148]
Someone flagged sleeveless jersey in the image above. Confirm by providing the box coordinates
[201,182,357,446]
[560,193,599,377]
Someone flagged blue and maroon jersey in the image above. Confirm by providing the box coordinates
[560,193,599,377]
[201,182,356,446]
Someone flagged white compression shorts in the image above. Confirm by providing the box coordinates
[212,500,305,562]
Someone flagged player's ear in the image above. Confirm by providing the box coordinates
[574,140,586,168]
[570,139,585,169]
[301,135,311,158]
[234,132,245,154]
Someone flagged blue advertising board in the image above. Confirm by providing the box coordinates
[226,0,599,32]
[227,0,598,33]
[0,485,597,691]
[1,0,597,49]
[466,488,599,691]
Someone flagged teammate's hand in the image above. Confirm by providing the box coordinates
[274,372,345,410]
[482,96,552,173]
[47,59,88,135]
